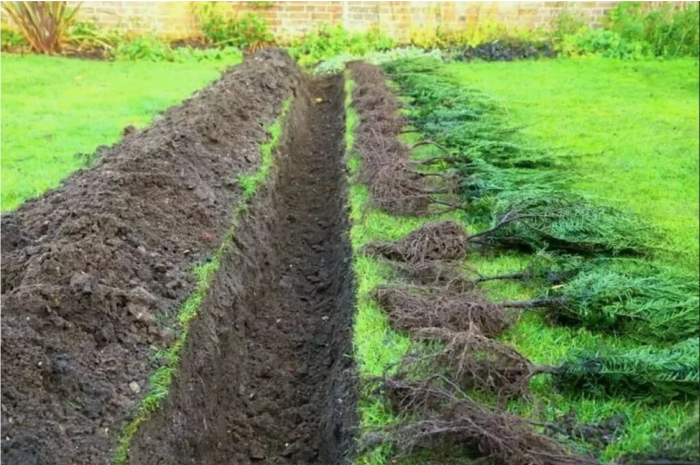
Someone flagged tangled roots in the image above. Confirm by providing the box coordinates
[349,62,437,216]
[362,221,468,263]
[356,129,432,215]
[405,327,543,399]
[391,259,476,292]
[370,378,599,465]
[374,285,513,337]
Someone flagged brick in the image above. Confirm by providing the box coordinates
[311,12,332,21]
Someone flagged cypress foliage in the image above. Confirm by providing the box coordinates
[542,264,700,342]
[556,339,700,401]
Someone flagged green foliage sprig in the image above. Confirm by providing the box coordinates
[558,338,700,401]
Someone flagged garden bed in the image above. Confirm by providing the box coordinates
[1,49,357,465]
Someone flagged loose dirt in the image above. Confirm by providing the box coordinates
[1,50,306,464]
[126,75,357,463]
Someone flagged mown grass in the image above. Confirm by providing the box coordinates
[112,96,293,464]
[348,58,698,464]
[1,54,241,211]
[444,57,700,270]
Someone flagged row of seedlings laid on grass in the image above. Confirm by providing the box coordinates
[347,58,699,464]
[346,62,587,465]
[113,98,293,463]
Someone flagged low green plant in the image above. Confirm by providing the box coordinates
[314,47,442,74]
[559,28,647,60]
[552,2,699,59]
[112,35,172,61]
[238,98,291,200]
[289,24,394,67]
[195,1,274,51]
[0,25,26,50]
[67,20,124,52]
[111,35,241,63]
[605,2,699,57]
[1,1,80,54]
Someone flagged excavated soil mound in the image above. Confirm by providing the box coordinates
[1,49,302,465]
[127,75,356,464]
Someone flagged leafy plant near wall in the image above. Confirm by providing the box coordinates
[66,20,123,53]
[0,25,27,51]
[289,24,395,67]
[1,1,81,54]
[605,1,699,57]
[62,20,243,62]
[193,1,275,52]
[551,1,699,59]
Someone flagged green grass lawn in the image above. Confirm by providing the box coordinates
[1,54,241,211]
[444,57,700,269]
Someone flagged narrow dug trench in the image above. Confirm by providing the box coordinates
[128,74,357,464]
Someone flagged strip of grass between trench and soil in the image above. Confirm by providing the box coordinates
[112,97,293,464]
[373,59,697,462]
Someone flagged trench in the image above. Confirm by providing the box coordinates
[127,74,356,464]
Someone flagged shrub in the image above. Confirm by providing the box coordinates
[550,3,699,59]
[1,1,80,54]
[559,28,647,60]
[112,35,242,63]
[604,2,699,57]
[1,25,27,51]
[113,35,173,61]
[67,20,123,53]
[289,24,394,67]
[448,39,556,62]
[195,2,275,52]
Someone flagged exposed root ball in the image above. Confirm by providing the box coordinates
[349,62,434,216]
[356,130,432,216]
[407,327,541,399]
[374,285,512,337]
[375,378,599,465]
[362,221,468,263]
[392,260,475,292]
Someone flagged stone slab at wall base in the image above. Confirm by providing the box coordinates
[67,1,680,41]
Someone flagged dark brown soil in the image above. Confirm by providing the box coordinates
[127,74,356,464]
[1,49,303,465]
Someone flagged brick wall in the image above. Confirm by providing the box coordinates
[64,1,673,41]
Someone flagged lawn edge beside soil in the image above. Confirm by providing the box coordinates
[112,97,293,464]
